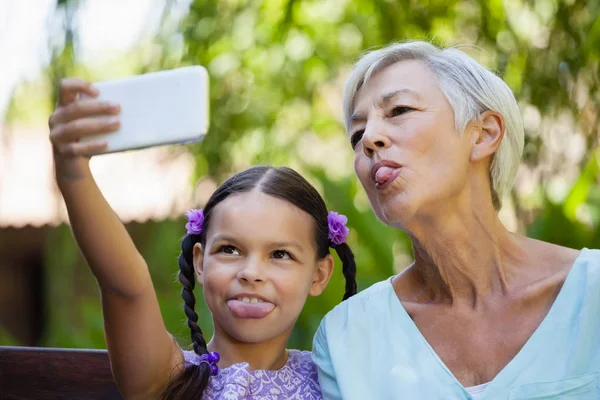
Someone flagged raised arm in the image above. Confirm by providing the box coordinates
[49,79,183,399]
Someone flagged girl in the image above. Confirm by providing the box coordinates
[48,78,357,399]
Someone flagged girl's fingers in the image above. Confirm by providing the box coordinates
[51,116,120,144]
[49,99,120,127]
[55,140,109,158]
[50,78,111,159]
[57,78,99,106]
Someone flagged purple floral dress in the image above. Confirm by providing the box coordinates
[183,349,322,399]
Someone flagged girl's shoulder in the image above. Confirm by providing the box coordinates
[182,348,315,371]
[287,349,314,363]
[184,349,321,400]
[286,349,317,375]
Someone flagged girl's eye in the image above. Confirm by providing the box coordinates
[390,106,412,117]
[219,245,240,255]
[350,130,364,149]
[272,250,292,260]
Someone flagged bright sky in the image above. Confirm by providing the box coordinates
[0,0,187,119]
[0,0,198,227]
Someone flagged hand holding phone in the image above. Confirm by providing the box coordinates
[48,78,118,180]
[80,66,210,154]
[49,66,210,164]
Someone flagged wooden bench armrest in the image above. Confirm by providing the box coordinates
[0,346,122,399]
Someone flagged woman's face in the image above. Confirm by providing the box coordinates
[349,60,474,227]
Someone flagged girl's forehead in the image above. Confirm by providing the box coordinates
[208,191,315,244]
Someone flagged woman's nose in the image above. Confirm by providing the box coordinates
[362,121,392,158]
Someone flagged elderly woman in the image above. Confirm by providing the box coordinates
[313,41,600,399]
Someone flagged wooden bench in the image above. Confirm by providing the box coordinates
[0,346,122,399]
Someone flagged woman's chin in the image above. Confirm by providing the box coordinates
[373,193,418,227]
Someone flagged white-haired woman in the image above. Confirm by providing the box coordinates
[313,41,600,400]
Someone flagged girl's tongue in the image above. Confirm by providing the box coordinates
[227,299,275,319]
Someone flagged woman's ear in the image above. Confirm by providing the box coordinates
[192,242,205,287]
[309,254,335,296]
[470,110,505,162]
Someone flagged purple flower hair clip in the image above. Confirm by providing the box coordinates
[328,211,349,246]
[185,208,204,235]
[198,351,220,375]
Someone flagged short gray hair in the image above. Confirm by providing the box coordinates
[343,41,524,208]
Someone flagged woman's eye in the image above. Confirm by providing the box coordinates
[272,250,292,260]
[390,106,411,117]
[220,245,239,255]
[350,130,364,149]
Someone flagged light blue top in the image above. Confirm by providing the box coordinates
[313,248,600,399]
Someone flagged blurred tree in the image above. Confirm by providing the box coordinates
[6,0,598,351]
[174,0,600,348]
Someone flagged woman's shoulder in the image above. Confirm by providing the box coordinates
[519,240,600,290]
[535,247,600,314]
[560,247,600,286]
[320,278,394,328]
[573,248,600,288]
[578,248,600,264]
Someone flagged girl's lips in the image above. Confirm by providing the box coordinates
[226,299,275,319]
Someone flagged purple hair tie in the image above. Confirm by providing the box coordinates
[185,208,204,235]
[198,351,220,375]
[328,211,349,246]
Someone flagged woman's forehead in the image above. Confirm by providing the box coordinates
[353,60,440,110]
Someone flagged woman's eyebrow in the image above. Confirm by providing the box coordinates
[350,113,366,124]
[379,88,421,107]
[351,88,422,123]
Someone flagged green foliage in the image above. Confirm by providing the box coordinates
[0,328,19,346]
[175,0,600,350]
[5,0,599,353]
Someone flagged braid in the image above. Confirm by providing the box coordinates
[178,235,208,355]
[160,234,211,399]
[332,243,357,300]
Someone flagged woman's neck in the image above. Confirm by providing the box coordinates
[206,327,290,371]
[404,196,518,308]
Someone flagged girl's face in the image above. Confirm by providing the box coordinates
[193,190,334,344]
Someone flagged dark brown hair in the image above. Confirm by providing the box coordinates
[161,166,357,399]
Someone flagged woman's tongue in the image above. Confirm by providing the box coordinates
[375,166,396,184]
[227,299,275,319]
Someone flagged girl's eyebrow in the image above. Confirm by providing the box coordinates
[211,235,304,251]
[211,234,237,243]
[270,241,304,251]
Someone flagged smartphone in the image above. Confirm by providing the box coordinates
[81,66,209,155]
